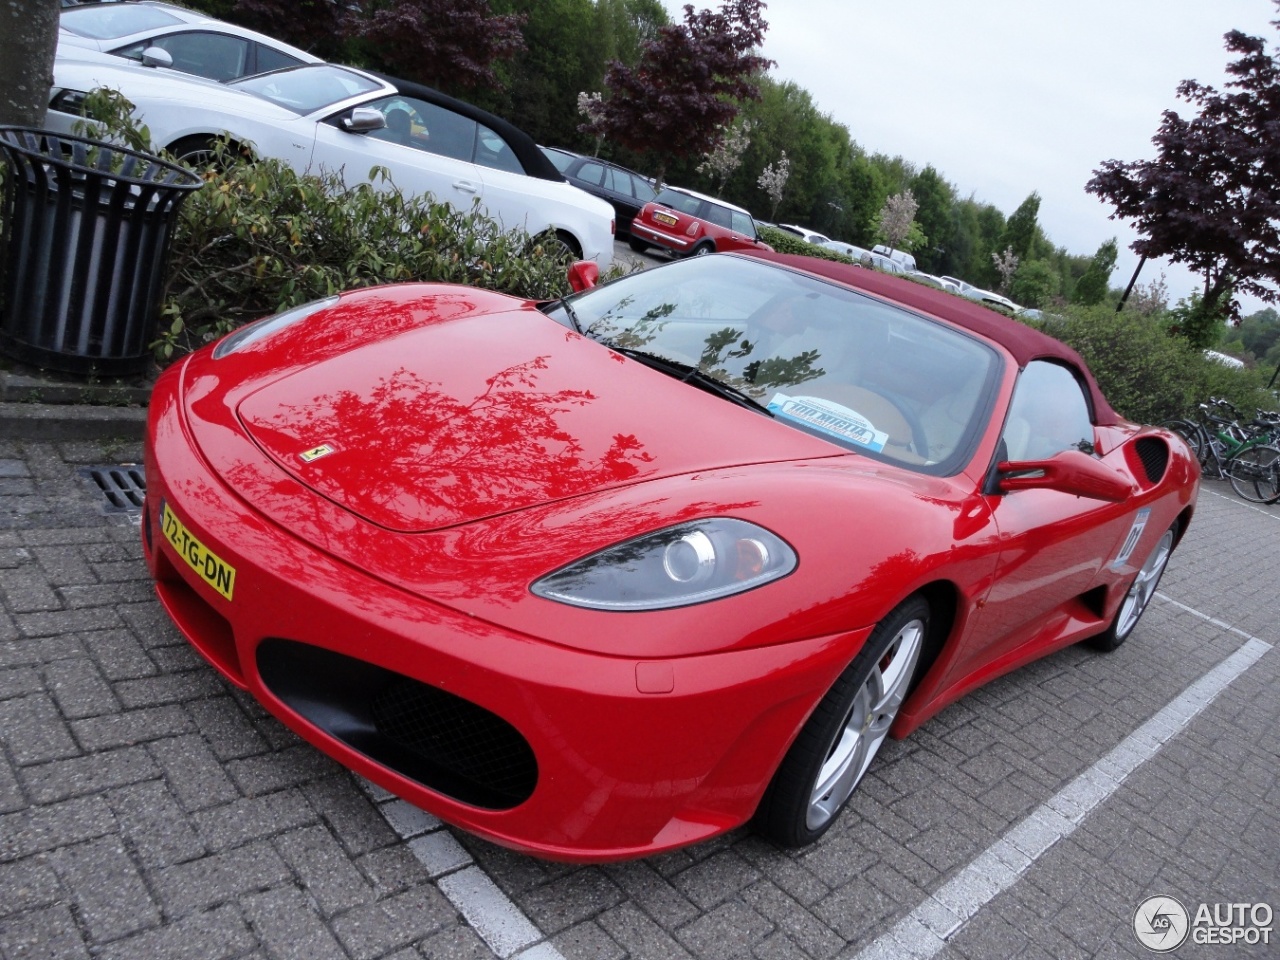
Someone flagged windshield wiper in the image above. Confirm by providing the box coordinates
[543,296,583,333]
[608,346,773,416]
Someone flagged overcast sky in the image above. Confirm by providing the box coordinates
[659,0,1278,314]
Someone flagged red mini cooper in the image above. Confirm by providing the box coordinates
[629,186,773,258]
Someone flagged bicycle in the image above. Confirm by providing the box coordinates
[1161,399,1280,504]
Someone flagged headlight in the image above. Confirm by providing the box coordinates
[212,296,339,358]
[531,518,797,611]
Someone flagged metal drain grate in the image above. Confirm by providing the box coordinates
[79,465,146,513]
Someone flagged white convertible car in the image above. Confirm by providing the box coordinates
[45,58,617,266]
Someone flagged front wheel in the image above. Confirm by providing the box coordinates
[1086,523,1177,652]
[1227,445,1280,503]
[753,595,928,847]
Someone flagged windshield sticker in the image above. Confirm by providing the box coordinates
[1112,508,1151,569]
[768,394,888,452]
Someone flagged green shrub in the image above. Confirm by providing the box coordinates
[159,147,575,359]
[1023,304,1276,424]
[757,225,852,263]
[68,91,589,363]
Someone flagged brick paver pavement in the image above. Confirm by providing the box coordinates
[1,433,1275,960]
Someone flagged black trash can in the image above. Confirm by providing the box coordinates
[0,126,203,376]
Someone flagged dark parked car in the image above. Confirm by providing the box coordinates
[541,147,656,237]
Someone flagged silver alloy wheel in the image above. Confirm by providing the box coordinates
[806,617,925,830]
[1114,528,1174,640]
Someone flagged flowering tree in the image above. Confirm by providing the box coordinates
[594,0,774,187]
[874,190,923,254]
[577,92,608,156]
[697,119,753,197]
[991,246,1020,294]
[1127,271,1171,316]
[758,150,790,220]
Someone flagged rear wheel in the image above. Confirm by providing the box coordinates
[1087,523,1177,652]
[627,237,650,254]
[1227,445,1280,503]
[753,595,928,847]
[689,242,715,257]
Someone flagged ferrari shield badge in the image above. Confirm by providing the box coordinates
[299,443,337,463]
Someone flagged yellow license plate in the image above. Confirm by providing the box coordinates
[654,212,677,226]
[161,501,236,601]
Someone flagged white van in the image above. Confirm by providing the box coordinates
[872,245,918,273]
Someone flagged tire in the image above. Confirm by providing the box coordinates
[689,242,715,257]
[1086,523,1177,652]
[753,595,929,848]
[628,238,650,254]
[530,230,581,263]
[1227,445,1280,503]
[167,135,240,170]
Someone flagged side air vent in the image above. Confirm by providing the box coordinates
[1134,437,1169,484]
[257,639,537,809]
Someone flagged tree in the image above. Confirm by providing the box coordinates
[222,1,346,58]
[1009,259,1059,309]
[991,247,1019,294]
[758,150,789,220]
[1000,192,1042,263]
[0,0,59,127]
[578,91,608,155]
[697,119,753,197]
[594,0,774,186]
[909,165,955,273]
[1086,5,1280,319]
[874,190,923,254]
[1071,238,1118,306]
[344,0,527,92]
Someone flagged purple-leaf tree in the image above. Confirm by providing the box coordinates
[343,0,526,92]
[1086,5,1280,319]
[593,0,774,188]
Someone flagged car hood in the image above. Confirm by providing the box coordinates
[233,302,842,533]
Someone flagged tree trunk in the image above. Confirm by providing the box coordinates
[0,0,60,128]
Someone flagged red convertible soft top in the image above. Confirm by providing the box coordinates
[739,251,1122,426]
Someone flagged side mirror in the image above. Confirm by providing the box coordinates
[140,46,174,69]
[342,108,387,133]
[997,449,1134,502]
[567,260,598,292]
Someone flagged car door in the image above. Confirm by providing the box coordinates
[111,30,253,80]
[312,95,485,211]
[954,360,1137,676]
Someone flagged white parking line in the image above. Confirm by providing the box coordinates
[853,601,1273,960]
[360,793,566,959]
[1201,484,1280,519]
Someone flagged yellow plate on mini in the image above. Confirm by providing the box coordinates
[160,501,236,601]
[653,212,678,226]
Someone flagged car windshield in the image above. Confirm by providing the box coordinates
[231,65,384,114]
[551,256,1001,474]
[61,5,185,39]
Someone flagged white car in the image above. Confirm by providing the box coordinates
[45,59,617,267]
[778,224,832,246]
[872,245,918,273]
[819,240,873,261]
[59,0,320,81]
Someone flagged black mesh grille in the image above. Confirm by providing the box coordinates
[256,638,538,810]
[1135,437,1169,483]
[372,677,537,808]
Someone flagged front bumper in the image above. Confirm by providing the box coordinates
[143,366,869,861]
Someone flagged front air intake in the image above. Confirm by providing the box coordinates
[1134,436,1169,484]
[257,639,537,809]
